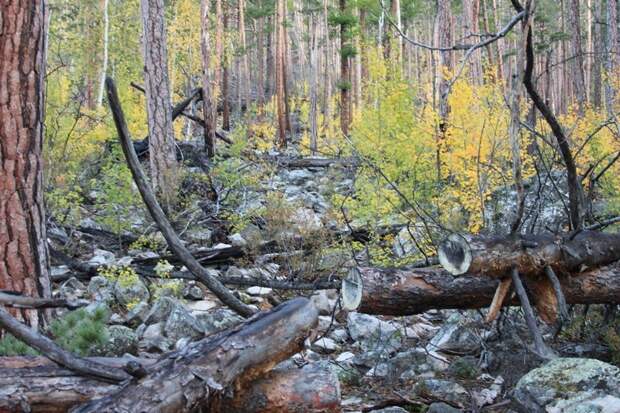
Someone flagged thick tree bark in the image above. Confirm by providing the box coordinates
[355,260,620,317]
[140,0,178,200]
[0,356,339,413]
[72,298,318,412]
[0,0,51,327]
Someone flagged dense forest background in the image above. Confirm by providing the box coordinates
[45,0,620,251]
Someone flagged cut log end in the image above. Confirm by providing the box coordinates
[341,267,363,311]
[438,233,472,275]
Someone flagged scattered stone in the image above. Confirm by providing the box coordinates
[51,265,70,277]
[426,313,481,356]
[228,233,247,247]
[366,363,389,378]
[88,249,116,266]
[198,308,244,335]
[310,290,335,315]
[182,283,204,301]
[335,351,355,363]
[187,299,219,313]
[144,296,178,324]
[368,407,409,413]
[139,322,171,353]
[113,278,150,307]
[513,358,620,413]
[312,337,339,353]
[103,325,138,356]
[125,301,150,327]
[413,379,469,408]
[164,304,205,342]
[347,312,402,353]
[330,328,348,342]
[87,276,114,303]
[185,228,213,245]
[59,277,86,300]
[427,402,462,413]
[246,286,272,296]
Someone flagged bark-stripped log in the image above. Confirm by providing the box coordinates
[438,231,620,277]
[72,297,318,412]
[0,357,339,413]
[356,261,620,316]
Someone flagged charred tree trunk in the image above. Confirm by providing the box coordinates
[0,0,51,328]
[0,352,339,413]
[73,298,317,412]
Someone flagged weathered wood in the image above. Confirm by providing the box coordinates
[0,292,89,310]
[484,278,512,323]
[217,362,341,412]
[438,231,620,278]
[355,261,620,316]
[72,297,318,412]
[0,356,338,413]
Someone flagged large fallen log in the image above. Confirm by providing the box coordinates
[438,231,620,277]
[0,357,339,413]
[72,297,317,412]
[353,261,620,316]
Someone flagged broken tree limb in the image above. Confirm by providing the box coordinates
[484,278,512,323]
[354,261,620,317]
[106,77,254,317]
[0,292,89,310]
[509,267,556,359]
[72,297,318,412]
[438,231,620,278]
[0,307,129,383]
[0,357,339,413]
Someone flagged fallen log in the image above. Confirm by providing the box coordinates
[438,231,620,277]
[353,261,620,316]
[0,356,338,413]
[72,297,318,412]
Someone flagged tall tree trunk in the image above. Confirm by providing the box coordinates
[222,10,231,131]
[96,0,109,108]
[390,0,402,62]
[200,0,216,157]
[463,0,483,84]
[491,0,504,84]
[275,0,287,146]
[238,0,250,110]
[310,13,319,154]
[141,0,178,200]
[605,0,618,117]
[0,0,51,328]
[322,0,332,133]
[568,0,587,111]
[257,13,266,108]
[339,0,351,136]
[590,0,602,108]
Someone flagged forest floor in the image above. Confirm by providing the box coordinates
[41,133,620,413]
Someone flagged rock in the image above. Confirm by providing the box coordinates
[175,337,191,350]
[290,207,322,231]
[368,407,409,413]
[59,277,86,300]
[103,325,138,356]
[185,229,213,245]
[330,328,348,342]
[414,379,469,408]
[392,224,423,258]
[513,358,620,413]
[125,301,150,327]
[366,363,389,378]
[51,265,70,277]
[310,290,335,315]
[182,283,204,300]
[139,322,171,353]
[87,276,114,303]
[144,296,177,324]
[187,299,219,313]
[198,308,244,335]
[88,249,116,266]
[336,351,356,363]
[318,315,335,332]
[426,313,481,356]
[286,169,315,184]
[347,312,402,353]
[228,233,247,247]
[383,348,429,379]
[164,305,205,342]
[246,286,272,296]
[427,402,462,413]
[113,278,150,307]
[312,337,339,353]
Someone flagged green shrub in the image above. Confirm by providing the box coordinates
[48,307,110,356]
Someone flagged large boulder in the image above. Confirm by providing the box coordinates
[102,325,138,356]
[113,278,150,307]
[513,358,620,413]
[426,313,482,356]
[164,304,205,342]
[413,379,469,408]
